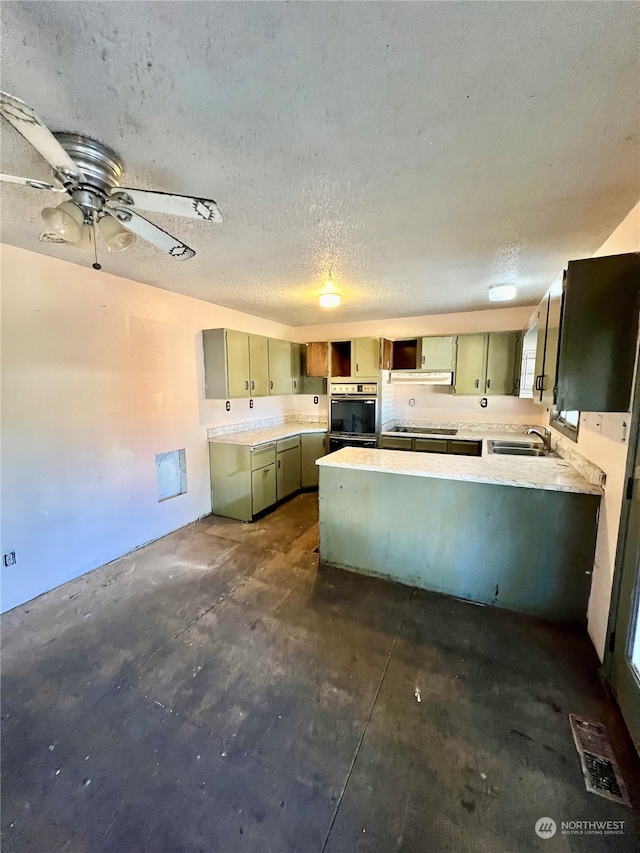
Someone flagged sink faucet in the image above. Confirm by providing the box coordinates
[526,426,552,453]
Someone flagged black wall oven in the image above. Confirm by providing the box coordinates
[329,382,379,450]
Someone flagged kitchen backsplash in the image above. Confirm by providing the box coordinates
[390,382,543,426]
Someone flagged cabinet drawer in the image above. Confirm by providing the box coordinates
[250,443,276,470]
[449,440,482,457]
[251,462,276,515]
[380,436,413,450]
[414,438,449,453]
[276,435,301,453]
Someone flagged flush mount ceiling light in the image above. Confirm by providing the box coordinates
[319,277,341,309]
[488,283,517,302]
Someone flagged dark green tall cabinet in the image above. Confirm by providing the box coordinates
[556,253,640,412]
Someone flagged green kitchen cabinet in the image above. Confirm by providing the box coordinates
[251,463,277,515]
[353,337,380,377]
[418,336,456,371]
[301,432,327,487]
[203,328,251,399]
[454,332,520,396]
[454,334,487,394]
[556,252,640,412]
[531,281,562,407]
[291,344,303,395]
[380,436,413,451]
[485,331,520,395]
[269,338,293,395]
[209,442,277,521]
[249,334,270,396]
[276,436,301,500]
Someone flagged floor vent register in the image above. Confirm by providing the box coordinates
[569,714,630,806]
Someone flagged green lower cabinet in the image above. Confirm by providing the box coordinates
[380,436,413,451]
[251,463,276,515]
[301,432,327,487]
[414,438,449,453]
[276,439,301,500]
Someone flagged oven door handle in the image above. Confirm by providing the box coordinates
[331,396,377,402]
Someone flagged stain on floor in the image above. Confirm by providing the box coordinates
[2,493,638,852]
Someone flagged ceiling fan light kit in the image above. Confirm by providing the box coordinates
[98,214,137,252]
[41,200,85,242]
[0,91,223,265]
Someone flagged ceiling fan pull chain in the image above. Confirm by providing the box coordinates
[92,214,101,270]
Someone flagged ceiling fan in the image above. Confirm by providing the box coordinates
[0,91,223,264]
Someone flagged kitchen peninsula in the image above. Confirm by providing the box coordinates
[317,447,602,622]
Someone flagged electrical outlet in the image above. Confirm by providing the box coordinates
[3,551,16,567]
[313,396,319,404]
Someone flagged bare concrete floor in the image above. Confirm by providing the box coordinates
[2,492,638,852]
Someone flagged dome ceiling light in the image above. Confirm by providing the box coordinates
[488,284,517,302]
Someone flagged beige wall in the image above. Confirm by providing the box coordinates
[0,245,303,611]
[547,201,640,660]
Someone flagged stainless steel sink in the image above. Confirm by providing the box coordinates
[490,445,547,457]
[487,439,551,457]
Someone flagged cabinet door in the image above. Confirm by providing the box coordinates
[449,440,482,457]
[414,438,448,453]
[249,335,269,396]
[291,344,303,395]
[226,330,251,398]
[380,436,413,450]
[381,338,393,371]
[454,335,486,395]
[533,296,549,403]
[277,445,301,500]
[268,339,293,395]
[485,332,519,396]
[540,285,563,407]
[251,463,276,515]
[305,342,329,377]
[353,338,380,376]
[301,432,327,487]
[557,253,640,412]
[419,336,456,371]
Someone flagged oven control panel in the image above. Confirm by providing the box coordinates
[330,383,378,396]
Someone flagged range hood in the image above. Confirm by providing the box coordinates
[390,371,454,385]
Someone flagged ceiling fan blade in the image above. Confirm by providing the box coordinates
[0,92,86,183]
[106,206,195,260]
[1,173,66,192]
[111,187,223,223]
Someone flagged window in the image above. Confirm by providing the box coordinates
[550,409,580,442]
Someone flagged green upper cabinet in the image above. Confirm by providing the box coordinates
[291,343,303,395]
[455,332,520,396]
[418,336,456,371]
[486,331,520,395]
[532,296,549,404]
[454,334,487,394]
[353,337,380,376]
[540,285,562,407]
[268,338,293,395]
[203,328,251,399]
[556,252,640,412]
[249,334,270,396]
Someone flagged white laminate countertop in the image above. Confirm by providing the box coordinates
[209,422,327,447]
[317,447,603,496]
[381,425,531,443]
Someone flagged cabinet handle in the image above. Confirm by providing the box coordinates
[356,363,359,373]
[270,380,273,390]
[487,378,491,389]
[245,380,249,390]
[293,380,297,389]
[475,379,479,389]
[422,355,426,365]
[251,380,255,391]
[277,459,281,469]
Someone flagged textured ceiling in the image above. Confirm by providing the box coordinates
[1,1,638,326]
